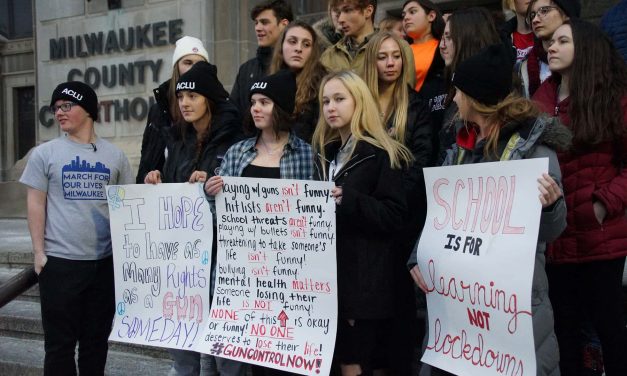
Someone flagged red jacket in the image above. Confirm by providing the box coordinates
[533,77,627,264]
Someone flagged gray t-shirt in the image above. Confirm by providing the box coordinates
[20,136,133,260]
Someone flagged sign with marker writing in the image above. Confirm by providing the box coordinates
[195,177,337,376]
[106,183,213,350]
[417,159,548,375]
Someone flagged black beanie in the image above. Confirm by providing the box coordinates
[50,81,99,121]
[249,70,296,114]
[176,61,229,104]
[553,0,581,18]
[452,44,514,106]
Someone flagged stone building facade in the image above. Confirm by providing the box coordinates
[0,0,622,181]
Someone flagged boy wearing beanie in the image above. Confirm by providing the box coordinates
[20,81,133,375]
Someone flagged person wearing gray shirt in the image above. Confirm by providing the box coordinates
[20,81,133,376]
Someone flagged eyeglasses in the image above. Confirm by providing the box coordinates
[49,102,78,113]
[526,6,558,24]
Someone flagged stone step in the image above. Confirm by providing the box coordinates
[0,336,172,375]
[0,299,170,359]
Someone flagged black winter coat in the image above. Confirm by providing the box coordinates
[313,140,408,319]
[162,106,242,184]
[136,80,172,183]
[230,46,273,115]
[417,52,447,164]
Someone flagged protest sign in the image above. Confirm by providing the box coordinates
[106,183,213,350]
[417,159,548,375]
[195,177,337,376]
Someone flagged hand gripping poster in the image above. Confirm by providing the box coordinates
[106,183,213,351]
[417,159,548,375]
[195,177,337,376]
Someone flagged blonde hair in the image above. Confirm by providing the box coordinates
[312,71,413,180]
[458,90,540,158]
[362,31,410,144]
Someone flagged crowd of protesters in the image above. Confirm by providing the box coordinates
[21,0,627,375]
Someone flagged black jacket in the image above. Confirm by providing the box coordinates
[291,99,319,144]
[417,52,447,163]
[314,140,408,319]
[136,80,173,183]
[230,46,273,115]
[162,105,242,184]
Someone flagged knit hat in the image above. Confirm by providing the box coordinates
[171,36,209,67]
[452,44,513,106]
[50,81,99,121]
[248,70,296,114]
[553,0,581,18]
[175,61,229,104]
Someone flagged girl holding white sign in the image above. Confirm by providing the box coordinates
[408,44,569,375]
[312,70,413,376]
[144,61,246,376]
[533,19,627,375]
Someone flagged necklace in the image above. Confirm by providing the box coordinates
[260,137,285,156]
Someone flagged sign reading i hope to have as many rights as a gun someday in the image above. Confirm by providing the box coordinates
[416,159,549,376]
[194,177,337,376]
[106,183,213,351]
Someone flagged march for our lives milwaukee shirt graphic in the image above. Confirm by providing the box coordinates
[62,156,111,200]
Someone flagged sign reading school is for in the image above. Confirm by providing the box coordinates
[417,159,548,376]
[106,183,213,350]
[195,177,337,376]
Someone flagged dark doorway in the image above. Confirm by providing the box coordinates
[15,86,36,160]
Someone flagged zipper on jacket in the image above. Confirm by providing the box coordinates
[332,154,375,182]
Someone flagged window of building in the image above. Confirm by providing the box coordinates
[0,0,33,39]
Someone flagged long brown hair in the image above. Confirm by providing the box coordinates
[270,21,328,115]
[564,19,627,158]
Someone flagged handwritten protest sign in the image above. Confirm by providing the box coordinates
[106,183,213,350]
[417,159,548,375]
[195,177,337,375]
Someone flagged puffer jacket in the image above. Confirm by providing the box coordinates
[533,77,627,264]
[601,0,627,61]
[136,80,172,183]
[410,115,569,375]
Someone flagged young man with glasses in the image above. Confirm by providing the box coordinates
[517,0,580,97]
[20,81,133,375]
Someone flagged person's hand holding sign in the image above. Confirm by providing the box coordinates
[537,173,562,208]
[204,175,224,196]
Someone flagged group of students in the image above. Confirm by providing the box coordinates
[20,0,627,375]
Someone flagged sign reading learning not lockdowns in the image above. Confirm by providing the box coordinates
[106,183,213,351]
[195,177,337,376]
[417,159,548,375]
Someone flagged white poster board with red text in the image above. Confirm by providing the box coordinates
[195,177,337,376]
[417,159,548,375]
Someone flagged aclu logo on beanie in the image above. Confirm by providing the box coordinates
[61,88,83,101]
[176,82,196,91]
[250,82,267,90]
[175,61,229,104]
[50,81,99,121]
[248,70,296,114]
